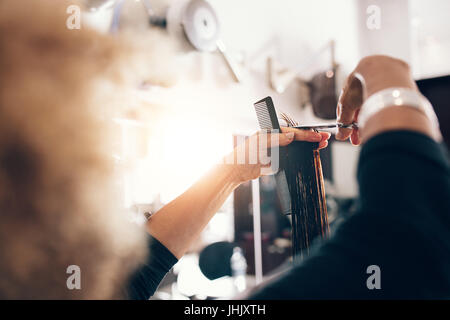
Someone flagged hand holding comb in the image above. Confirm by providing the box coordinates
[253,96,329,261]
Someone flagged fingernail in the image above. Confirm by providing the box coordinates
[285,132,295,140]
[313,133,322,141]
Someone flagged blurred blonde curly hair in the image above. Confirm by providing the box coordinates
[0,0,169,299]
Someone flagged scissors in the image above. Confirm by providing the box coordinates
[294,122,358,131]
[279,111,357,132]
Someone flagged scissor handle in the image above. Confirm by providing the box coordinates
[337,122,358,129]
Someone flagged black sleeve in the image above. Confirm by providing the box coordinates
[126,236,178,300]
[248,130,450,299]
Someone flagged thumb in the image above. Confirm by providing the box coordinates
[336,74,363,140]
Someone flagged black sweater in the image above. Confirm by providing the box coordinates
[127,131,450,299]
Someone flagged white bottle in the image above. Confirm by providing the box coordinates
[231,247,247,293]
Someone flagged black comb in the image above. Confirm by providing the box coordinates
[253,96,291,215]
[253,96,281,130]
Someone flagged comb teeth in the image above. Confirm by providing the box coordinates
[254,101,273,130]
[254,97,281,130]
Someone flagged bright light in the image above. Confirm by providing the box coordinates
[120,108,235,205]
[117,82,254,206]
[154,113,232,202]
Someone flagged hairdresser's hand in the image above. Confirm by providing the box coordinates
[336,55,417,145]
[224,127,330,183]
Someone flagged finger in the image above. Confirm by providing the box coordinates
[336,90,354,141]
[350,127,361,145]
[318,139,328,150]
[281,127,323,142]
[336,127,353,141]
[338,105,360,143]
[319,131,331,142]
[258,131,295,148]
[336,98,356,141]
[260,130,329,151]
[336,75,363,141]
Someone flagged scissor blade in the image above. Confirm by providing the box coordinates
[294,123,357,130]
[294,124,338,130]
